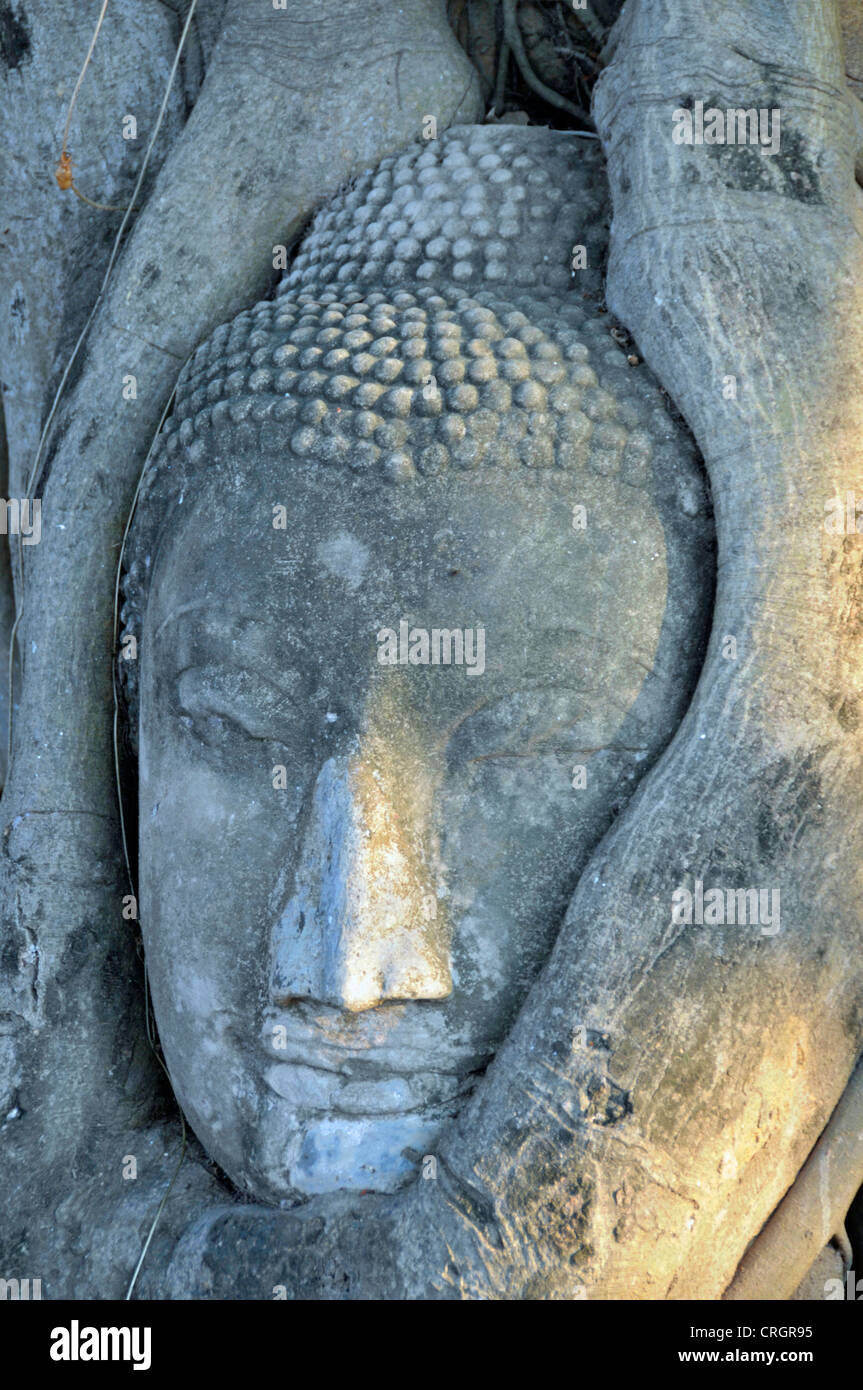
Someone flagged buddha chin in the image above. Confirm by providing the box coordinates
[255,999,486,1197]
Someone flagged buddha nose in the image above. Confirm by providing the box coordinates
[269,755,451,1013]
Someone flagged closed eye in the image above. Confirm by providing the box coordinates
[178,709,254,749]
[176,666,302,746]
[446,688,593,764]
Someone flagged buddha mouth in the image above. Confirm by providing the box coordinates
[264,1058,472,1118]
[260,1004,492,1118]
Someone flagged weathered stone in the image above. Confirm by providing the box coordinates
[117,125,712,1212]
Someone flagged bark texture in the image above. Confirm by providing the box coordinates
[726,1057,863,1299]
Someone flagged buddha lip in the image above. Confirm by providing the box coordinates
[261,1011,493,1076]
[261,1037,481,1078]
[264,1059,473,1115]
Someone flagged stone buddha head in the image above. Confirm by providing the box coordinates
[120,126,712,1203]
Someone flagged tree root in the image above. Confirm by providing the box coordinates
[501,0,591,124]
[724,1056,863,1300]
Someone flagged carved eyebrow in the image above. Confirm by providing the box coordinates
[153,600,216,643]
[446,686,605,759]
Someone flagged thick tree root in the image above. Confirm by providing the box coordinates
[725,1056,863,1300]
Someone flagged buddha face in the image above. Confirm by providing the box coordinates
[138,455,671,1201]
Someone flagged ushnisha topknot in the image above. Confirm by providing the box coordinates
[278,124,609,300]
[119,124,699,739]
